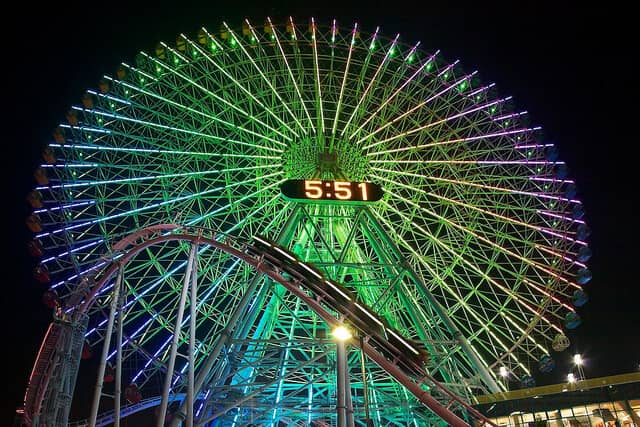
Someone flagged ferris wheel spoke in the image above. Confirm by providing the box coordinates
[341,33,400,139]
[371,210,527,374]
[367,125,539,156]
[362,93,510,151]
[358,64,477,148]
[377,197,560,344]
[372,172,576,286]
[175,29,300,141]
[125,51,293,144]
[100,71,288,150]
[266,17,315,132]
[309,18,326,137]
[330,22,358,139]
[220,20,308,135]
[371,166,578,252]
[350,44,436,141]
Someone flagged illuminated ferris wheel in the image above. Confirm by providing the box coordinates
[22,16,592,426]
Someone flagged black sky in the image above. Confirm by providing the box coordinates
[3,1,638,423]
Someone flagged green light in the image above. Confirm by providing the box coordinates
[389,47,396,56]
[156,66,161,73]
[174,57,179,64]
[230,37,237,46]
[476,94,482,100]
[426,61,433,71]
[505,120,510,126]
[443,72,449,80]
[407,54,414,63]
[458,81,467,91]
[210,42,217,51]
[490,106,497,114]
[369,40,375,50]
[139,77,145,83]
[270,34,275,41]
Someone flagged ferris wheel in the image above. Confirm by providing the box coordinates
[21,16,592,426]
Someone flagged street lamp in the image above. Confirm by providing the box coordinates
[499,366,508,378]
[332,325,353,341]
[499,366,509,391]
[332,325,354,427]
[573,353,585,380]
[567,373,576,383]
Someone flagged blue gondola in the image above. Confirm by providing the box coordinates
[538,355,555,373]
[572,289,589,307]
[564,312,582,329]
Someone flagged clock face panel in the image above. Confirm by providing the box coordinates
[280,179,383,204]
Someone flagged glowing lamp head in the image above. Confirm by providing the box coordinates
[567,373,576,383]
[573,354,583,366]
[499,366,508,378]
[332,325,352,341]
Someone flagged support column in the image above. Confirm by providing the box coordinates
[88,268,123,427]
[336,340,347,427]
[336,340,355,427]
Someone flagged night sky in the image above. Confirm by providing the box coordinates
[3,1,637,423]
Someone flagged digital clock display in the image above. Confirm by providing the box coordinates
[280,179,383,203]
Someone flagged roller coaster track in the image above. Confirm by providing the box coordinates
[22,224,496,427]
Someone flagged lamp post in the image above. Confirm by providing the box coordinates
[499,366,509,391]
[573,353,585,381]
[333,326,354,427]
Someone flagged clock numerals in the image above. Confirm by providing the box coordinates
[304,180,323,199]
[357,182,368,200]
[281,179,383,204]
[334,181,352,200]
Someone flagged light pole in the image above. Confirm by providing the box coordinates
[333,326,355,427]
[573,353,585,381]
[499,366,509,391]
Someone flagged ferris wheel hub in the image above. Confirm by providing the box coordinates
[282,137,370,180]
